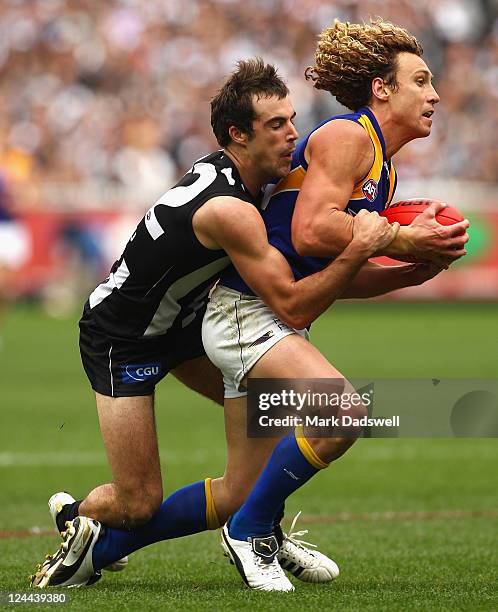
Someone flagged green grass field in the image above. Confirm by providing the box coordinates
[1,303,497,611]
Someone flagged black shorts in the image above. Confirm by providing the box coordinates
[79,310,206,397]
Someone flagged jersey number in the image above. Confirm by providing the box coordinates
[145,163,218,240]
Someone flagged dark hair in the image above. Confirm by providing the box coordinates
[211,58,289,147]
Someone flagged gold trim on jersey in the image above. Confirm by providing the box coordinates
[350,114,384,201]
[272,165,306,197]
[387,164,397,204]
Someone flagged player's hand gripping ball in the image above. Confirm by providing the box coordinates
[380,199,464,226]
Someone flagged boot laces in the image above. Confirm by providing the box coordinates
[283,511,318,562]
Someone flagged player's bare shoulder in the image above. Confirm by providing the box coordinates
[194,194,263,251]
[309,117,370,147]
[306,119,373,180]
[189,153,260,250]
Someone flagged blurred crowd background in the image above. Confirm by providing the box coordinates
[1,0,497,208]
[0,0,497,313]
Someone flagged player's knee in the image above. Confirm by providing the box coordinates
[310,400,368,463]
[124,501,161,528]
[344,397,369,427]
[316,437,356,463]
[120,487,163,528]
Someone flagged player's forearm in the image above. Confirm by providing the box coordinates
[280,242,370,328]
[340,262,422,299]
[374,226,413,260]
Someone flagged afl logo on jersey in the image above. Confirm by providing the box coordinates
[362,178,378,202]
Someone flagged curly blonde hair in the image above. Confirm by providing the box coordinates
[306,18,423,111]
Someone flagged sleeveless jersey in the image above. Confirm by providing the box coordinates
[221,106,397,293]
[85,151,256,339]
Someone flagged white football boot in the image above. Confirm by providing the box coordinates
[277,512,340,583]
[30,517,102,588]
[221,524,294,592]
[48,492,127,572]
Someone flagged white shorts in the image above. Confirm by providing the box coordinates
[202,285,308,398]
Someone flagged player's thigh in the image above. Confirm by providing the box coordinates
[248,333,361,426]
[222,396,280,496]
[249,333,345,379]
[249,334,362,419]
[171,355,224,406]
[96,392,162,496]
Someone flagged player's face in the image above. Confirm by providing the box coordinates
[388,52,440,139]
[247,95,298,179]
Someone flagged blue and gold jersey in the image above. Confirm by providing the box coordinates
[221,106,397,294]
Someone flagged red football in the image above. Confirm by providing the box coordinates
[380,199,464,226]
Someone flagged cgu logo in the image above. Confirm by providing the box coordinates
[362,178,378,202]
[122,363,161,384]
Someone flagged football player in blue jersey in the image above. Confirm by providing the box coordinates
[203,20,470,590]
[30,59,399,591]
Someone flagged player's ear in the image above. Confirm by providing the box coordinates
[228,125,248,146]
[372,77,390,102]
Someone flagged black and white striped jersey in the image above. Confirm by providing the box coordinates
[85,151,256,340]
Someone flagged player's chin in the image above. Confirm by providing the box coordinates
[275,159,292,177]
[419,117,433,136]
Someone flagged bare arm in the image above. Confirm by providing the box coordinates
[291,120,469,267]
[193,198,397,329]
[340,261,445,299]
[291,120,370,257]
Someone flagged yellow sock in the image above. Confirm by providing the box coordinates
[295,425,329,469]
[204,478,221,529]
